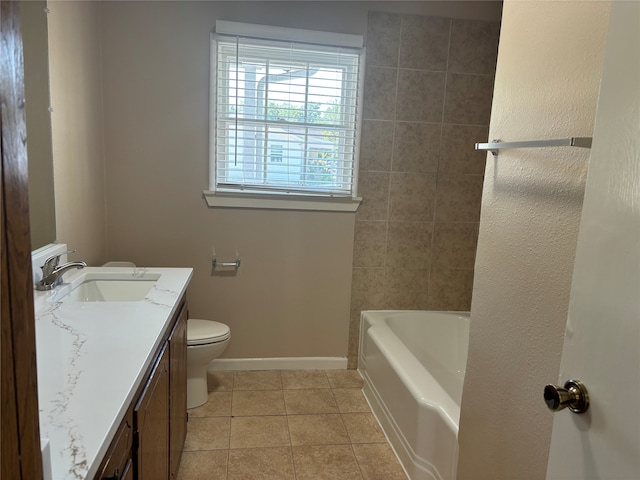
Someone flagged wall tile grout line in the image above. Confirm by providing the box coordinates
[350,10,498,334]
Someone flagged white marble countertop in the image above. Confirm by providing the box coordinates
[34,266,193,480]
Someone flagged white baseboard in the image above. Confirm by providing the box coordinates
[208,357,348,371]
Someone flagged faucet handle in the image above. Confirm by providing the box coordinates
[42,249,77,276]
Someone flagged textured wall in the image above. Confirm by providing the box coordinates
[457,2,610,478]
[47,1,107,266]
[348,11,500,367]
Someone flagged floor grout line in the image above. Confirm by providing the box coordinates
[180,369,406,479]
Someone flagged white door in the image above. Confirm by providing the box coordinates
[545,2,639,478]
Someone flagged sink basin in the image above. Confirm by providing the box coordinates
[52,272,161,302]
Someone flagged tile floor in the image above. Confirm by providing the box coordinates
[177,369,408,480]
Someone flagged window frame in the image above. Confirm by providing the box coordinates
[205,22,364,212]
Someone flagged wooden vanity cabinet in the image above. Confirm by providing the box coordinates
[168,305,188,479]
[121,460,133,480]
[95,411,133,480]
[134,345,169,480]
[95,297,188,480]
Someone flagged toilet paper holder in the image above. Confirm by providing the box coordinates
[212,257,241,269]
[211,246,241,269]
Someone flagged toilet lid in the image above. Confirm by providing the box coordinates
[187,319,230,345]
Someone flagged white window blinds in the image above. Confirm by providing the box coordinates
[212,23,363,197]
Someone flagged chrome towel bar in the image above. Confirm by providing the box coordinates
[475,137,592,157]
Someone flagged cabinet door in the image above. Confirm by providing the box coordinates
[134,345,169,480]
[96,411,132,480]
[169,305,187,479]
[121,459,133,480]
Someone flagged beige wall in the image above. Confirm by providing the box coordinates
[45,0,501,360]
[23,1,56,250]
[348,11,500,367]
[98,1,502,360]
[47,1,107,266]
[457,2,610,478]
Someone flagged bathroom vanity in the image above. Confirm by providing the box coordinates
[34,267,193,480]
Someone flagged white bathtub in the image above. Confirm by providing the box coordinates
[358,310,470,480]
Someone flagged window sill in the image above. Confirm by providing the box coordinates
[203,190,361,212]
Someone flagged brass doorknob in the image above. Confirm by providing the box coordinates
[544,379,589,414]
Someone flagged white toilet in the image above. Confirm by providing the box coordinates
[187,319,230,409]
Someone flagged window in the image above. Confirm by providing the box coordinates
[207,21,364,211]
[270,144,284,163]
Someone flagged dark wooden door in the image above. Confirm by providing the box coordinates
[1,2,44,479]
[168,305,187,479]
[133,345,169,480]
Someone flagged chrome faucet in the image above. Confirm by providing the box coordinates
[35,250,87,291]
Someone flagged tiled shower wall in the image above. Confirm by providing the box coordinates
[348,12,500,368]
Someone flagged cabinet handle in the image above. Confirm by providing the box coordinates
[104,468,119,480]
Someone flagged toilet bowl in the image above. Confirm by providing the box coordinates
[187,319,230,409]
